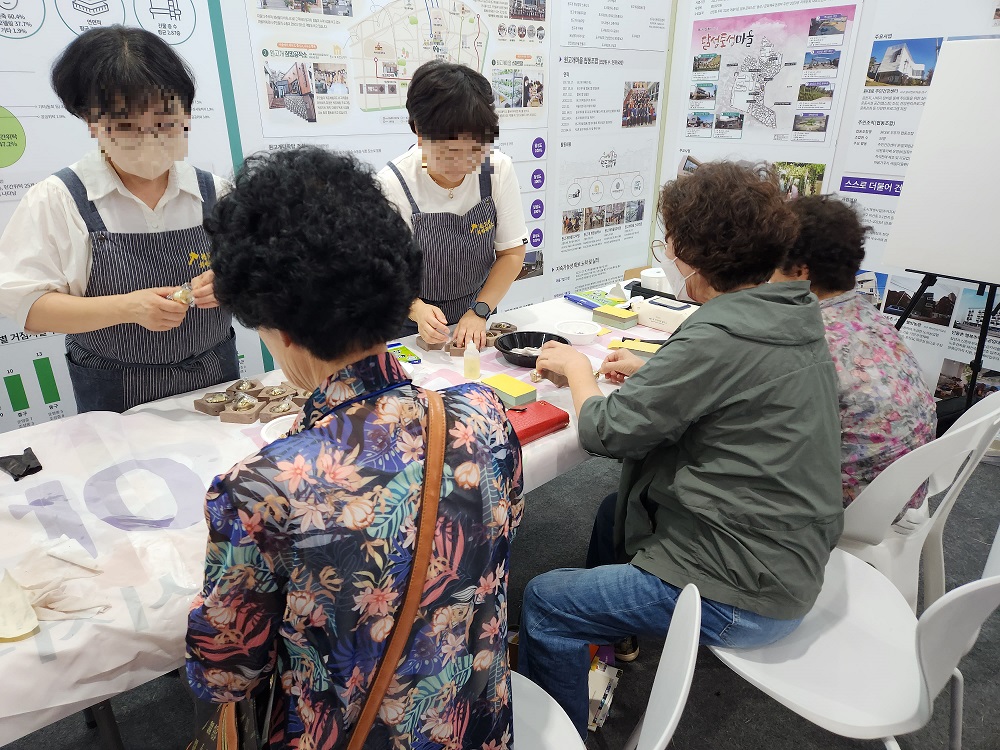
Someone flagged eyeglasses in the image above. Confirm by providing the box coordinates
[650,239,667,263]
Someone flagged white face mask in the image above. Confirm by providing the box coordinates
[661,256,697,303]
[98,131,188,181]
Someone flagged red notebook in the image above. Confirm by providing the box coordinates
[506,400,570,445]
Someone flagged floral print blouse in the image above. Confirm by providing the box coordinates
[186,353,524,750]
[821,290,937,512]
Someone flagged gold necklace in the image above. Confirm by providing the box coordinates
[429,171,456,198]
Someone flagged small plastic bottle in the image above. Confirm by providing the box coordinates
[464,340,481,380]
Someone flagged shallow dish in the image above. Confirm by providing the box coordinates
[556,320,602,345]
[260,414,298,444]
[495,331,571,368]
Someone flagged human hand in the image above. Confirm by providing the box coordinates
[191,270,219,309]
[122,287,189,331]
[599,350,645,384]
[536,341,591,378]
[413,300,450,344]
[454,311,487,349]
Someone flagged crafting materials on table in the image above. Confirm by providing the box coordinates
[592,305,638,330]
[481,373,537,407]
[634,296,698,333]
[608,339,662,359]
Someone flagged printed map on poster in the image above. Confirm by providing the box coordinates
[688,5,856,144]
[349,1,489,111]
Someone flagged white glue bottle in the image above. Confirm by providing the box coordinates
[464,340,481,380]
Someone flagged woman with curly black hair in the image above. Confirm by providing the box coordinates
[187,147,524,750]
[378,60,528,349]
[774,195,936,515]
[521,162,844,738]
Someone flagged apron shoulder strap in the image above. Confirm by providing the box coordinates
[194,169,218,221]
[478,157,493,201]
[385,161,421,216]
[53,167,108,234]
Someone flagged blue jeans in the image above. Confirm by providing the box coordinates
[520,493,804,737]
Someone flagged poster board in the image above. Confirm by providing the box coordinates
[883,38,1000,286]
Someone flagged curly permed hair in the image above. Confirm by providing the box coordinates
[207,147,421,361]
[658,162,799,292]
[782,195,869,294]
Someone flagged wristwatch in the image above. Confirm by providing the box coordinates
[471,301,492,319]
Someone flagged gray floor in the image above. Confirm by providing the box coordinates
[7,459,1000,750]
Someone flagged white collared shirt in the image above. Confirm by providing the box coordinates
[0,150,230,328]
[376,146,528,254]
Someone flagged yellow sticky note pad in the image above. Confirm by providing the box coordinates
[608,339,660,355]
[482,373,536,398]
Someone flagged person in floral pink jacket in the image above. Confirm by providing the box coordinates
[185,147,523,750]
[775,195,936,514]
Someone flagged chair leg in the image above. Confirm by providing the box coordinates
[950,669,964,750]
[89,700,126,750]
[83,707,97,729]
[922,529,947,608]
[882,737,902,750]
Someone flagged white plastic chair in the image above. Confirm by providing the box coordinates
[710,549,1000,750]
[623,584,702,750]
[511,671,586,749]
[837,394,1000,610]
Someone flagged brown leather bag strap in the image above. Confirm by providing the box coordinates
[346,388,446,750]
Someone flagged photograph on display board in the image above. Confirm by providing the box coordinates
[509,0,544,21]
[856,270,889,308]
[883,277,961,327]
[256,0,353,15]
[714,112,744,133]
[953,288,1000,338]
[263,61,317,122]
[492,70,543,108]
[606,203,626,226]
[792,113,829,132]
[809,13,848,38]
[689,83,717,104]
[995,4,1000,23]
[584,206,606,231]
[803,49,841,71]
[517,249,544,280]
[798,81,835,105]
[677,154,703,177]
[693,53,722,72]
[866,38,942,87]
[625,200,645,223]
[313,64,349,96]
[774,162,826,199]
[622,82,660,128]
[936,358,1000,401]
[563,209,583,234]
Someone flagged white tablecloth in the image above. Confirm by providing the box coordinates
[0,296,658,743]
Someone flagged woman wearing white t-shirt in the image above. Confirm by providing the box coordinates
[0,26,237,413]
[378,61,528,348]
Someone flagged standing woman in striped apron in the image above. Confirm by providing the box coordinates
[378,61,529,348]
[0,26,238,414]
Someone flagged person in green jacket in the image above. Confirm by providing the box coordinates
[524,161,844,738]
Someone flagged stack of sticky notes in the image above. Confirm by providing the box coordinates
[608,339,662,360]
[593,305,638,330]
[482,373,537,408]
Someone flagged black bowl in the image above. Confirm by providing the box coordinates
[495,331,571,368]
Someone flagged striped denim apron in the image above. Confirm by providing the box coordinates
[386,159,498,325]
[55,167,239,414]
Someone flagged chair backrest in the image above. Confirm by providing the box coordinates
[842,411,1000,545]
[916,575,1000,704]
[929,391,1000,495]
[983,517,1000,579]
[635,584,702,750]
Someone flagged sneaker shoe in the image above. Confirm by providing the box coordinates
[614,635,639,663]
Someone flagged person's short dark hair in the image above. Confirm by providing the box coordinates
[658,162,798,292]
[208,147,422,361]
[781,195,870,294]
[406,60,499,142]
[51,25,196,121]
